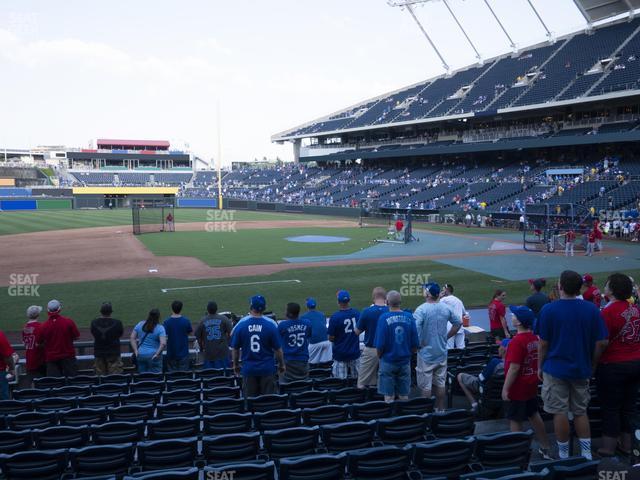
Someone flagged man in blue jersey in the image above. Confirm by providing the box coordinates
[374,290,419,402]
[163,300,193,372]
[355,287,388,389]
[277,302,311,383]
[301,298,332,365]
[328,290,361,379]
[230,295,285,397]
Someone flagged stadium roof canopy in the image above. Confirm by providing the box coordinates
[96,139,170,148]
[573,0,640,24]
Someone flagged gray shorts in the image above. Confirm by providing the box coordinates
[541,372,590,416]
[416,356,447,391]
[458,372,480,395]
[358,347,379,388]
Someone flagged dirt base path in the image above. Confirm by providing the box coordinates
[0,219,357,287]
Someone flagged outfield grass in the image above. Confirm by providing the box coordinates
[0,209,348,235]
[138,227,383,266]
[0,261,633,331]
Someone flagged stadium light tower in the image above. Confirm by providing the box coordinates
[388,0,483,69]
[387,0,450,71]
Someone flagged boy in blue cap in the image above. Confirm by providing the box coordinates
[230,294,285,396]
[328,290,360,379]
[502,305,552,459]
[277,302,311,383]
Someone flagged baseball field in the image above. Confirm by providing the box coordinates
[0,208,637,333]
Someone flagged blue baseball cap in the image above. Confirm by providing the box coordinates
[250,295,266,312]
[509,305,535,328]
[337,290,350,303]
[423,282,440,298]
[500,338,511,349]
[306,297,317,308]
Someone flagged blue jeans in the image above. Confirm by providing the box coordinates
[203,358,229,370]
[378,360,411,397]
[167,356,191,372]
[137,355,162,373]
[0,374,9,400]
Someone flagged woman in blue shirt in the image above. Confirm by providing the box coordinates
[130,309,167,373]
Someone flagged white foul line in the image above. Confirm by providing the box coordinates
[161,279,301,293]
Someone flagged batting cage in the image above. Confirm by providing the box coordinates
[523,203,591,253]
[360,208,417,244]
[132,204,175,235]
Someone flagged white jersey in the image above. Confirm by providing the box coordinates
[441,294,466,349]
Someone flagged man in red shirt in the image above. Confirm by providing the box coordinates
[0,329,15,400]
[22,305,46,385]
[37,299,80,377]
[594,220,603,252]
[582,274,601,308]
[395,219,404,240]
[596,273,640,456]
[502,305,552,459]
[565,230,576,257]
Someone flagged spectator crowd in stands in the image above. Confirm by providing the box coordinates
[1,269,640,462]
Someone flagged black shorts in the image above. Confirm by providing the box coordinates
[506,397,539,422]
[491,328,506,340]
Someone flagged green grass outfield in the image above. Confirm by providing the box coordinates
[0,261,635,331]
[0,209,345,235]
[138,227,382,266]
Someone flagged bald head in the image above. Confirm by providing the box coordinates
[386,290,402,309]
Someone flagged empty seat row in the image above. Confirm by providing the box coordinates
[5,385,389,415]
[15,375,341,401]
[0,430,537,479]
[0,400,443,445]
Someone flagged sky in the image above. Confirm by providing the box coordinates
[0,0,592,166]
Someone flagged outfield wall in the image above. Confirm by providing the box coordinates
[224,198,360,217]
[177,198,218,208]
[0,197,73,210]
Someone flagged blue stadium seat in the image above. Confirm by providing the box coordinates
[137,437,198,471]
[12,388,49,401]
[202,397,245,414]
[33,424,90,449]
[165,379,201,391]
[350,401,393,421]
[320,421,376,452]
[33,377,66,389]
[279,453,347,480]
[0,430,32,454]
[345,445,412,480]
[474,431,534,470]
[91,420,145,445]
[161,388,201,404]
[302,405,350,426]
[430,409,475,438]
[0,449,67,480]
[0,400,32,416]
[280,380,313,395]
[328,387,366,405]
[202,412,253,436]
[59,407,108,427]
[203,385,241,401]
[411,437,476,477]
[6,411,57,430]
[376,414,429,445]
[92,382,129,396]
[202,376,237,388]
[202,432,262,465]
[78,394,120,408]
[247,394,288,413]
[156,402,200,418]
[146,416,201,440]
[289,390,328,409]
[108,404,155,422]
[69,443,135,478]
[33,396,77,412]
[254,408,302,431]
[124,467,199,480]
[120,391,158,406]
[262,426,320,459]
[393,397,435,416]
[129,380,164,394]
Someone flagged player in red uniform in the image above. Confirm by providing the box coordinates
[585,231,596,257]
[565,229,576,257]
